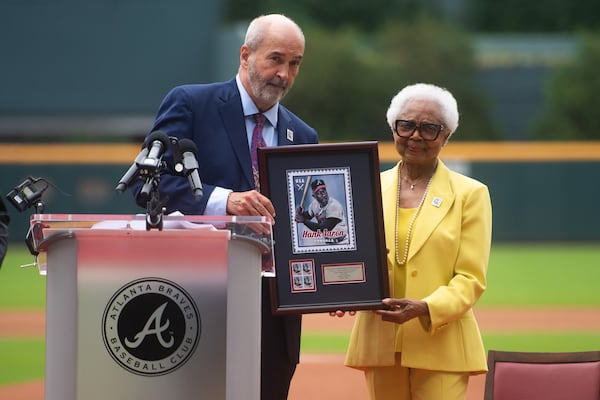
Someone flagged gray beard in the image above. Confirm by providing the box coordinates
[248,65,289,105]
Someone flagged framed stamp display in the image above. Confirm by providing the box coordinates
[258,141,389,314]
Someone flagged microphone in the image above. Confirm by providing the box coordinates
[115,146,149,193]
[139,130,170,171]
[177,138,203,200]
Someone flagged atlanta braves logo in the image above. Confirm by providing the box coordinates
[102,278,200,376]
[124,302,175,348]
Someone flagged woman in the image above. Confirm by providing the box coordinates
[345,83,492,400]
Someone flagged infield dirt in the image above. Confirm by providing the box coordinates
[1,308,599,400]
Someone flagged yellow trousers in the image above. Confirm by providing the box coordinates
[364,353,469,400]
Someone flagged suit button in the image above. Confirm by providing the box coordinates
[411,270,418,277]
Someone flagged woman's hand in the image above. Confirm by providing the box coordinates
[329,310,357,318]
[373,298,429,324]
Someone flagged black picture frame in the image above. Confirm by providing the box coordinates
[258,141,389,314]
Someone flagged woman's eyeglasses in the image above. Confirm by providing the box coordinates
[394,119,444,141]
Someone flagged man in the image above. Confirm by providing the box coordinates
[294,178,348,245]
[132,14,318,400]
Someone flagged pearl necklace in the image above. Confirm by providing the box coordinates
[395,165,433,265]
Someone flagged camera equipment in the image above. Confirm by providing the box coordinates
[6,176,53,257]
[6,176,49,213]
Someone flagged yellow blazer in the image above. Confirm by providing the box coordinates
[345,160,492,374]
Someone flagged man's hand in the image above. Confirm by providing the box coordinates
[227,190,276,220]
[226,190,275,235]
[373,298,429,324]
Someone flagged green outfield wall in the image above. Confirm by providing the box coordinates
[1,142,599,243]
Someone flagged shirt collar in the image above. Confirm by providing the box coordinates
[236,74,278,127]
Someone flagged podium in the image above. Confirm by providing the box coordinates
[29,214,273,400]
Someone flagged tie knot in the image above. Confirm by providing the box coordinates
[253,113,266,127]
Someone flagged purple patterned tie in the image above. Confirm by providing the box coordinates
[251,113,266,190]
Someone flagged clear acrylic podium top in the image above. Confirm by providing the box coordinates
[29,213,274,275]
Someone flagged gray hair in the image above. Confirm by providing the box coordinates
[244,14,304,51]
[386,83,459,137]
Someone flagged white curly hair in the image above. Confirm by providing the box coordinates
[385,83,459,138]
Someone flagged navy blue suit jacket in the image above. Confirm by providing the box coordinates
[134,78,318,215]
[132,78,318,371]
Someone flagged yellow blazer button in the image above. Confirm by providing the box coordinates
[411,270,418,277]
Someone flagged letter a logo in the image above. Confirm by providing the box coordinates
[125,302,174,348]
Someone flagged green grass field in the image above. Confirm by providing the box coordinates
[300,332,600,354]
[0,242,599,385]
[479,243,600,307]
